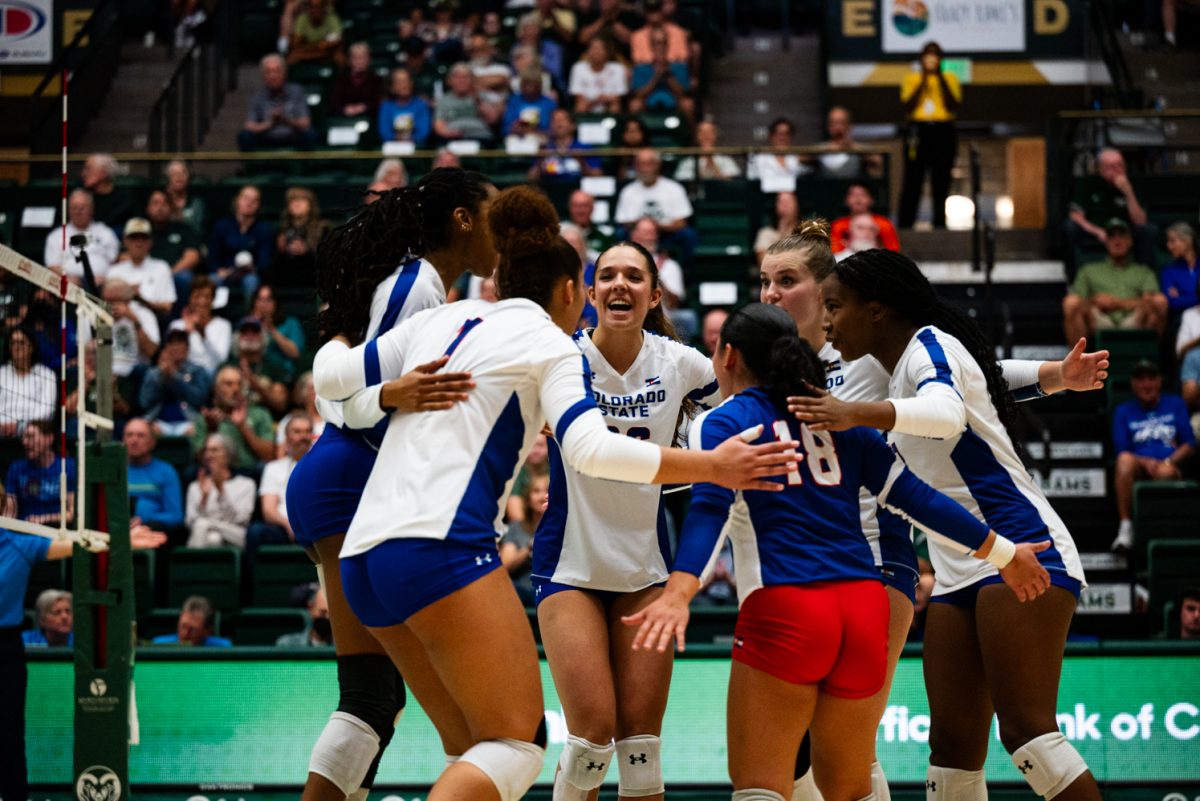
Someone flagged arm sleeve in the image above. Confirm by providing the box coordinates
[312,321,412,401]
[889,382,966,439]
[1112,406,1132,454]
[1000,359,1046,403]
[340,385,388,429]
[672,410,739,577]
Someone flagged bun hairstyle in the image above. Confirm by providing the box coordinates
[489,185,582,308]
[719,303,824,410]
[765,217,835,281]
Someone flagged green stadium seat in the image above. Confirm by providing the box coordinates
[1096,329,1160,408]
[24,559,67,610]
[251,544,316,607]
[154,436,194,476]
[166,547,242,615]
[232,607,309,645]
[1133,481,1200,566]
[132,549,157,617]
[1147,538,1200,627]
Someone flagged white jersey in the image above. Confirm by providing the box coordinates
[312,299,664,558]
[888,326,1085,594]
[534,330,720,592]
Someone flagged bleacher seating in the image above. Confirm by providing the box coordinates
[232,607,309,645]
[166,547,242,615]
[250,545,316,607]
[1147,539,1200,627]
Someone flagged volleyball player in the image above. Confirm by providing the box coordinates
[534,240,721,801]
[790,250,1102,801]
[312,186,799,801]
[286,169,497,801]
[622,303,1052,801]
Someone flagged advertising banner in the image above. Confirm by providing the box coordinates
[0,0,52,64]
[881,0,1025,53]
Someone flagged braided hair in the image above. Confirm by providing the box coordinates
[830,249,1020,440]
[720,303,824,411]
[489,185,581,307]
[316,168,492,345]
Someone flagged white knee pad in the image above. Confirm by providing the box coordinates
[616,734,664,797]
[791,768,824,801]
[733,789,787,801]
[871,761,891,801]
[925,766,986,801]
[460,738,546,801]
[556,735,615,796]
[308,711,381,795]
[1012,732,1089,800]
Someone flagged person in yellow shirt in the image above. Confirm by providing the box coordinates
[898,41,961,229]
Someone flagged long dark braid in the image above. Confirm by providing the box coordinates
[831,248,1021,441]
[315,168,492,345]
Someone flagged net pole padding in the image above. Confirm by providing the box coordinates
[60,66,69,535]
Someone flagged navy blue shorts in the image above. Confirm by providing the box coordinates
[931,571,1083,607]
[530,576,662,609]
[287,426,377,548]
[879,562,920,605]
[341,537,502,626]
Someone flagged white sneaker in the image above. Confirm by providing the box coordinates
[1111,519,1134,552]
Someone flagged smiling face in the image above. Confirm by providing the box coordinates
[759,253,822,337]
[592,244,662,333]
[819,273,876,361]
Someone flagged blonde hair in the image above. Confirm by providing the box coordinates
[765,218,835,280]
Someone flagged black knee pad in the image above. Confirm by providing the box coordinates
[793,731,812,779]
[336,654,401,739]
[533,718,547,748]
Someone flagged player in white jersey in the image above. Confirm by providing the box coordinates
[313,186,800,801]
[534,239,721,801]
[286,170,497,801]
[792,249,1102,801]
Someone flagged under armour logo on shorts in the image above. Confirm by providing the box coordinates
[629,753,647,765]
[1018,760,1034,774]
[474,554,494,566]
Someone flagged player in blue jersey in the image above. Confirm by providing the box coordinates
[623,303,1052,801]
[791,250,1102,801]
[286,169,498,801]
[314,186,800,801]
[535,239,721,801]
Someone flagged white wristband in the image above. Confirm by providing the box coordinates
[984,534,1016,569]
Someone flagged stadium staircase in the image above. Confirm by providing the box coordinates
[76,43,184,157]
[705,32,823,144]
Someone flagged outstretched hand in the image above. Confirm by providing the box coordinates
[1059,338,1109,392]
[788,383,858,432]
[622,592,691,653]
[380,355,475,413]
[708,425,799,491]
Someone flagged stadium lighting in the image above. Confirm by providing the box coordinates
[995,195,1015,229]
[945,194,975,231]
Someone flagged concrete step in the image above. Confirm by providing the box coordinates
[708,32,821,146]
[902,229,1050,262]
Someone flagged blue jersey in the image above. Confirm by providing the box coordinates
[1112,394,1195,461]
[5,457,76,521]
[0,528,50,627]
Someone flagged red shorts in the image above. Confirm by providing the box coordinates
[732,580,888,698]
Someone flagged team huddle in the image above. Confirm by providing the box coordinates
[284,168,1110,801]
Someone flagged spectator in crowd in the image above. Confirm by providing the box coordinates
[534,0,577,46]
[416,1,468,63]
[286,0,343,66]
[509,44,558,102]
[177,277,231,377]
[1112,359,1195,552]
[21,589,72,647]
[5,420,75,525]
[185,433,256,548]
[109,218,177,317]
[200,365,276,470]
[1179,588,1200,640]
[145,188,202,306]
[277,372,324,454]
[751,117,809,188]
[570,37,627,113]
[529,108,602,181]
[238,54,315,151]
[43,189,120,285]
[629,25,694,122]
[248,284,305,384]
[830,182,900,255]
[372,158,408,190]
[558,224,598,326]
[513,12,564,86]
[631,0,689,65]
[1066,148,1156,278]
[0,326,57,436]
[480,10,510,52]
[165,160,206,232]
[814,105,881,178]
[1161,222,1199,317]
[506,432,550,524]
[615,148,696,260]
[151,595,232,646]
[80,153,134,229]
[209,185,273,304]
[466,32,513,120]
[276,585,332,646]
[674,119,741,182]
[577,0,639,53]
[834,214,886,261]
[701,307,729,355]
[124,417,185,535]
[503,68,557,138]
[102,278,160,380]
[330,42,381,119]
[434,63,498,142]
[753,191,800,264]
[629,216,695,340]
[227,318,290,415]
[378,68,432,147]
[615,115,649,180]
[564,189,613,261]
[139,327,211,437]
[500,472,547,606]
[398,36,440,97]
[248,413,313,549]
[273,188,329,288]
[433,147,462,169]
[1063,219,1168,344]
[898,41,961,229]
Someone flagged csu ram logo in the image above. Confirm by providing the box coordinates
[76,766,121,801]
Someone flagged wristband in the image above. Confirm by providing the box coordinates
[984,534,1016,569]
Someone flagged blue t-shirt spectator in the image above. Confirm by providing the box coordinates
[503,93,556,136]
[151,633,232,647]
[128,459,185,529]
[208,215,275,277]
[22,629,73,646]
[1161,257,1200,313]
[1113,393,1196,460]
[378,96,432,146]
[5,458,76,521]
[631,62,690,110]
[0,529,49,627]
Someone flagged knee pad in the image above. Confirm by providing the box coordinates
[308,711,380,795]
[557,735,615,791]
[925,766,986,801]
[460,738,546,801]
[871,761,891,801]
[1011,732,1089,800]
[733,790,787,801]
[616,734,663,797]
[791,769,824,801]
[336,654,401,738]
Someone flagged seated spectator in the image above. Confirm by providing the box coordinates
[830,182,900,255]
[1161,222,1199,317]
[674,119,741,182]
[434,63,498,142]
[1065,148,1157,279]
[145,188,202,306]
[102,278,160,379]
[503,69,557,138]
[500,472,547,606]
[513,12,564,86]
[109,218,177,316]
[1179,587,1200,640]
[466,32,512,121]
[534,0,577,46]
[200,365,277,470]
[577,0,640,54]
[629,216,695,341]
[750,117,809,188]
[631,0,689,65]
[570,38,627,114]
[566,190,613,261]
[139,327,211,437]
[178,276,232,377]
[227,318,290,415]
[185,433,256,548]
[754,192,800,264]
[530,109,602,182]
[330,42,381,119]
[615,116,649,181]
[22,589,73,647]
[835,214,886,261]
[433,148,462,169]
[509,45,558,102]
[702,308,729,355]
[1062,219,1168,344]
[615,148,696,260]
[165,159,206,232]
[5,420,75,525]
[480,11,510,52]
[80,153,134,230]
[209,185,273,304]
[276,585,332,646]
[0,326,57,437]
[273,188,330,288]
[372,158,408,190]
[813,106,881,178]
[238,55,315,152]
[248,284,305,384]
[416,1,468,64]
[151,595,232,646]
[378,68,432,147]
[248,413,313,549]
[286,0,343,66]
[398,37,440,97]
[124,418,185,534]
[1112,359,1195,552]
[277,372,325,454]
[630,27,694,122]
[43,189,119,285]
